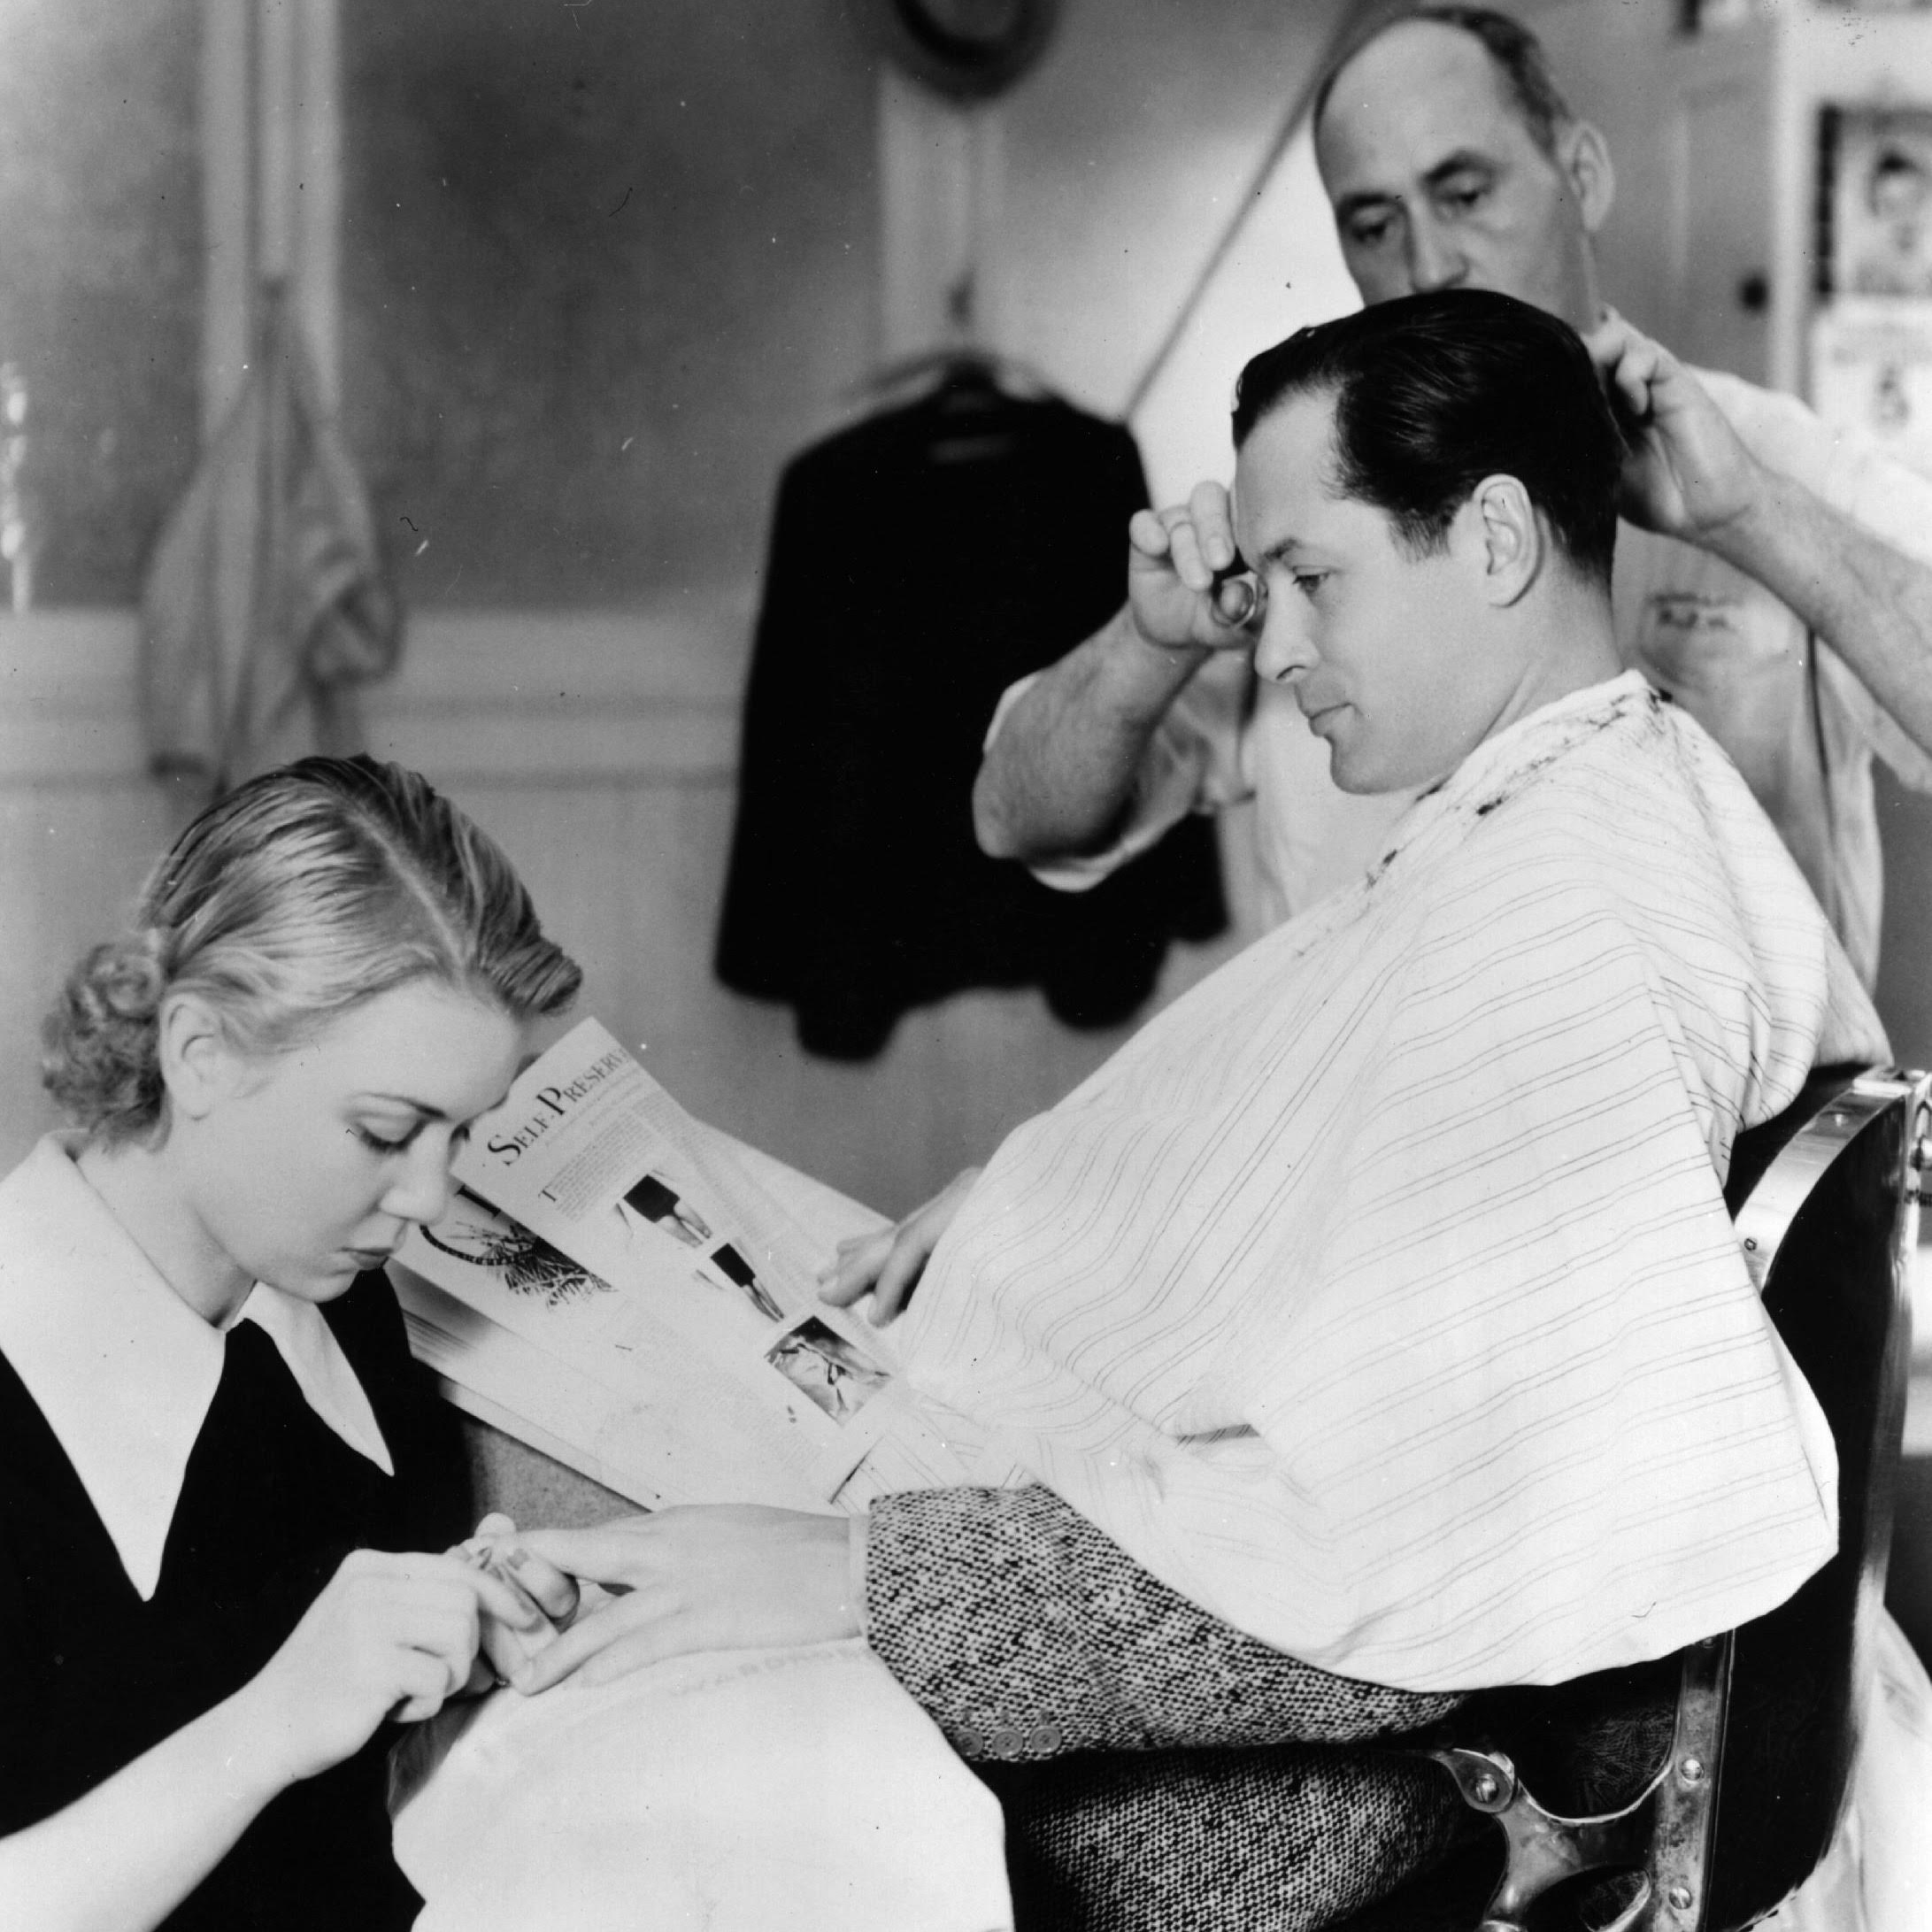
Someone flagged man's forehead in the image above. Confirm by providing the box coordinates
[1234,391,1342,552]
[1316,19,1536,190]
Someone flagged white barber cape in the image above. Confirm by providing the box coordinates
[904,672,1885,1692]
[0,1133,392,1597]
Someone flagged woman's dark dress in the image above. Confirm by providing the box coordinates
[0,1272,467,1931]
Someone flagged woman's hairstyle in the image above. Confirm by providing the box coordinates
[42,755,583,1143]
[1230,288,1625,588]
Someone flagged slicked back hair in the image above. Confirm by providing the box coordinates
[1312,5,1575,160]
[1231,289,1623,588]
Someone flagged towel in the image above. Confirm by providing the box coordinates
[141,281,399,797]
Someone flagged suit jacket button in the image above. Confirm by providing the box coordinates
[954,1728,983,1757]
[1027,1721,1063,1754]
[989,1727,1024,1759]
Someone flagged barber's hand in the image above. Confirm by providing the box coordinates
[499,1508,858,1692]
[1125,482,1265,655]
[1585,310,1764,545]
[241,1548,543,1784]
[819,1166,981,1323]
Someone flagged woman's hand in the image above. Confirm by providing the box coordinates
[240,1547,543,1783]
[819,1166,981,1323]
[492,1507,857,1693]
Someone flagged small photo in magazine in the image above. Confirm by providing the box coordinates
[418,1187,614,1309]
[706,1241,785,1322]
[766,1317,889,1423]
[620,1171,715,1249]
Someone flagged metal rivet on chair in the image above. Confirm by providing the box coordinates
[1679,1755,1705,1783]
[1668,1885,1694,1912]
[1472,1772,1500,1804]
[1743,1236,1757,1251]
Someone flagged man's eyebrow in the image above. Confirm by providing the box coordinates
[1334,188,1398,224]
[1257,536,1306,568]
[1423,149,1498,190]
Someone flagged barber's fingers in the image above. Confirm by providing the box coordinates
[1584,307,1668,421]
[1185,481,1236,570]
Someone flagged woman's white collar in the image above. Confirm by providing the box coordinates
[0,1135,393,1599]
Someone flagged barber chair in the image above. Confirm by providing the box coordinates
[1372,1064,1928,1932]
[433,1067,1925,1931]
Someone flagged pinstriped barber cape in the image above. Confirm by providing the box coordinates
[900,670,1887,1693]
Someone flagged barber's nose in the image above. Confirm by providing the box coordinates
[1406,218,1467,293]
[1252,598,1314,688]
[383,1138,458,1228]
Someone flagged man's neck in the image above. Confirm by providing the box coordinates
[1488,576,1623,743]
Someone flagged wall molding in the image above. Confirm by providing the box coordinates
[0,603,753,789]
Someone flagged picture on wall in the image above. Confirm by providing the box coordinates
[1820,104,1932,298]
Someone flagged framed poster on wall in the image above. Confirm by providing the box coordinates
[1818,104,1932,298]
[1811,297,1932,474]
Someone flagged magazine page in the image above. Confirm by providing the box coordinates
[394,1254,828,1511]
[404,1019,989,1508]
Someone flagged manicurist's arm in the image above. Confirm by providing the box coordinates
[0,1549,534,1932]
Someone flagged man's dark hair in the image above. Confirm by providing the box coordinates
[1231,289,1623,587]
[1312,6,1574,159]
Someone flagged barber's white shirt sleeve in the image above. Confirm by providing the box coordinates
[1705,368,1932,790]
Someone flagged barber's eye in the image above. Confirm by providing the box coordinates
[1350,216,1394,248]
[1293,573,1328,598]
[354,1125,416,1155]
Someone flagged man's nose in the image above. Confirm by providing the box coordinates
[382,1138,458,1228]
[1252,599,1314,687]
[1406,216,1467,293]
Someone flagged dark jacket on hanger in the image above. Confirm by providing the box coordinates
[715,369,1226,1059]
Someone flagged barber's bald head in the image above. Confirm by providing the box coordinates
[1312,7,1613,331]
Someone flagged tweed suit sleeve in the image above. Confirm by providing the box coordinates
[863,1486,1464,1763]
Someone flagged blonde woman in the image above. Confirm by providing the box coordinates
[0,756,581,1932]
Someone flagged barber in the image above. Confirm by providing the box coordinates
[974,4,1932,986]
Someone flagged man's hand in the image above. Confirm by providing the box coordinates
[1585,310,1767,545]
[1126,482,1266,655]
[819,1166,981,1324]
[496,1508,858,1692]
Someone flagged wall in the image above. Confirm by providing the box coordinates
[0,0,1370,1214]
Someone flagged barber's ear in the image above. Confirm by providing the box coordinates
[158,993,247,1121]
[1462,474,1541,607]
[1558,119,1614,236]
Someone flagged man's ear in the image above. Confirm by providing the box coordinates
[158,993,244,1122]
[1558,119,1615,237]
[1459,474,1542,607]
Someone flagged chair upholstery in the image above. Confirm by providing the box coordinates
[1399,1064,1928,1932]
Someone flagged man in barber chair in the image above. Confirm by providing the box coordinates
[487,294,1926,1931]
[974,6,1932,997]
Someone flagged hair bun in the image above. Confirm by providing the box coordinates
[41,931,170,1137]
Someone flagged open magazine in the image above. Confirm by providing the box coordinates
[393,1019,1004,1512]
